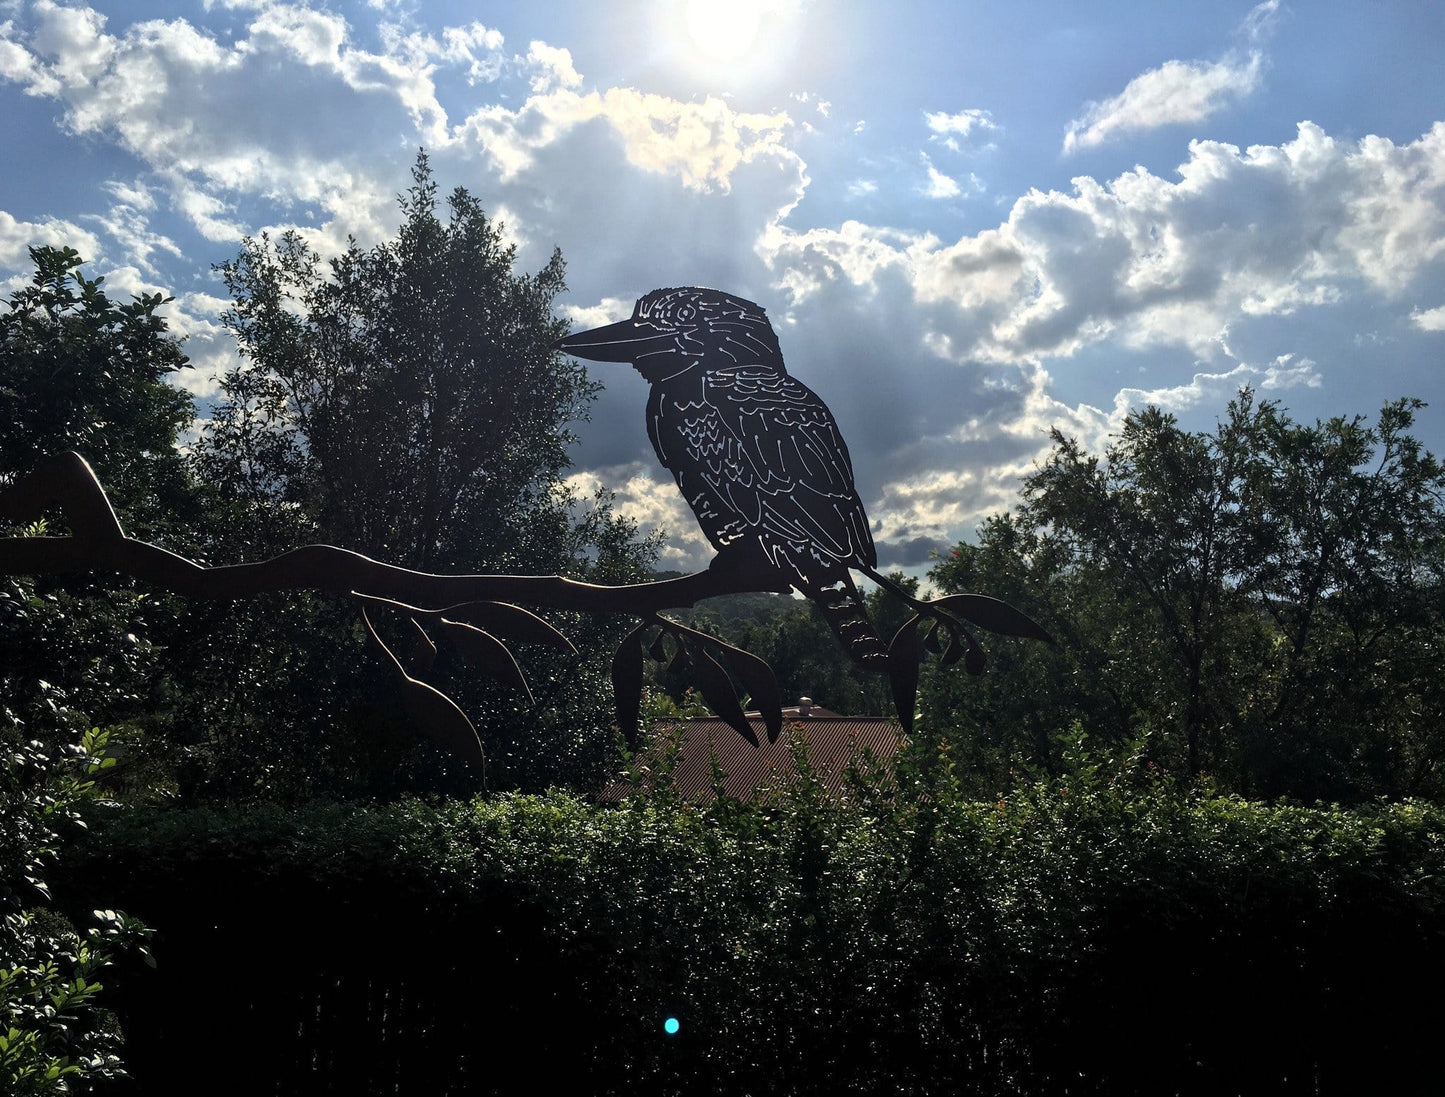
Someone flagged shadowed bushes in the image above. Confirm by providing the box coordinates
[54,764,1445,1096]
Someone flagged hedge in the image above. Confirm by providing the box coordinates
[54,772,1445,1096]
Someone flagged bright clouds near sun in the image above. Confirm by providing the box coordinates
[3,0,1444,571]
[458,87,795,193]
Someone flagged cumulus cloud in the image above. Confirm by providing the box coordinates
[566,464,713,571]
[0,208,100,274]
[455,85,796,193]
[764,122,1445,367]
[924,107,996,152]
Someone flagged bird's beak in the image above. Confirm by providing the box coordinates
[552,319,674,363]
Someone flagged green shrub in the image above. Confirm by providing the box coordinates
[55,762,1445,1096]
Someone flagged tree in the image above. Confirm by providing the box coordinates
[183,152,656,795]
[927,390,1445,801]
[0,246,196,761]
[196,151,595,573]
[0,245,194,535]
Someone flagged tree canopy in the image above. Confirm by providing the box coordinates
[926,390,1445,801]
[0,245,194,534]
[174,152,655,796]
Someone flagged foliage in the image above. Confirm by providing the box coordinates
[927,390,1445,801]
[1,729,152,1095]
[195,150,593,572]
[0,245,195,535]
[646,576,920,718]
[169,151,656,797]
[0,246,197,787]
[54,764,1445,1096]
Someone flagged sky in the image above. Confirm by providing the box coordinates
[2,0,1444,575]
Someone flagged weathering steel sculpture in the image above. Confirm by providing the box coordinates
[0,287,1050,782]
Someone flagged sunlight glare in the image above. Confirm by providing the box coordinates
[686,0,764,62]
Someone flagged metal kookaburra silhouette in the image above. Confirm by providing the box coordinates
[555,286,895,667]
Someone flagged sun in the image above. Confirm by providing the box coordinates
[685,0,765,62]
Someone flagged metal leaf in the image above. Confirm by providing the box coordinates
[611,623,646,747]
[440,619,533,704]
[407,617,437,676]
[436,601,576,653]
[361,608,485,776]
[930,593,1054,643]
[695,647,758,747]
[888,615,922,737]
[923,620,943,654]
[722,642,784,743]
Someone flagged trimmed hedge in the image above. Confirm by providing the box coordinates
[55,777,1445,1096]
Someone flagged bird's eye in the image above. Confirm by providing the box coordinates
[676,305,695,322]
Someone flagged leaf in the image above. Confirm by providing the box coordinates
[923,620,943,654]
[722,643,784,743]
[695,647,758,747]
[930,593,1054,643]
[437,601,576,653]
[611,623,646,747]
[440,620,532,703]
[361,608,485,776]
[888,616,922,736]
[406,617,437,676]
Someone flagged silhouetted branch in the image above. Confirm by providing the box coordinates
[0,452,782,614]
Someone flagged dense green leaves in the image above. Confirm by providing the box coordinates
[54,775,1445,1095]
[0,245,195,535]
[171,151,656,795]
[926,389,1445,801]
[2,730,152,1095]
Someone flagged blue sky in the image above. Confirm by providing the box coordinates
[3,0,1444,573]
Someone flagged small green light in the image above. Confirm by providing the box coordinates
[664,1016,680,1035]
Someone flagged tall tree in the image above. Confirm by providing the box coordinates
[184,152,655,796]
[0,245,194,534]
[1,246,196,750]
[196,151,595,574]
[927,390,1445,801]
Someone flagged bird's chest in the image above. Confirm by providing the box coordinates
[647,376,732,468]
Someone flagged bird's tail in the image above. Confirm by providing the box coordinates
[798,570,890,671]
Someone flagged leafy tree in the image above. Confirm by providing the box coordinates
[0,246,197,780]
[183,152,655,796]
[196,151,594,572]
[927,390,1445,801]
[0,245,194,535]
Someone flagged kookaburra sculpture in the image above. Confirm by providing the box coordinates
[555,286,897,667]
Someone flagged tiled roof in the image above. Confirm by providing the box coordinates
[598,715,903,803]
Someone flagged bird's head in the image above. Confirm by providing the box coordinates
[553,287,783,381]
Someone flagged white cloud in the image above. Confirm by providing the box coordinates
[1413,304,1445,332]
[1062,3,1279,154]
[923,156,960,199]
[925,107,995,139]
[1064,51,1262,153]
[455,85,797,193]
[566,465,713,571]
[0,208,101,274]
[763,123,1445,366]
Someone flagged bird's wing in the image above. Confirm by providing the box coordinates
[702,365,876,571]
